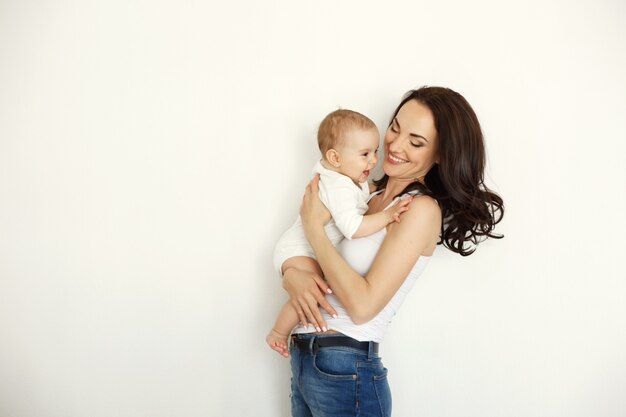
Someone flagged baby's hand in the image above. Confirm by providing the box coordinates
[384,197,412,224]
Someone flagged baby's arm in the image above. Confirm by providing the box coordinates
[351,198,412,238]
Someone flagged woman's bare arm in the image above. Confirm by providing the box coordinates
[301,177,441,324]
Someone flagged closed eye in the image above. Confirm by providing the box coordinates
[392,117,430,144]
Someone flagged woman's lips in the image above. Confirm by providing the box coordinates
[387,152,409,165]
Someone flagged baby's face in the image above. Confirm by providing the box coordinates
[334,127,380,184]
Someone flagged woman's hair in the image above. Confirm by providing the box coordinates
[373,86,504,256]
[317,109,376,155]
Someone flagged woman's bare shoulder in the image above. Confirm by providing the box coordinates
[386,194,441,246]
[405,194,441,220]
[368,194,440,284]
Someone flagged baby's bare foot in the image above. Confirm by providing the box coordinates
[266,329,290,358]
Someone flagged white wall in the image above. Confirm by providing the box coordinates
[1,1,625,416]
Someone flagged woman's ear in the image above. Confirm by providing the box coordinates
[325,149,341,168]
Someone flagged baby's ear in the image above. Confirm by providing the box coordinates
[325,149,341,168]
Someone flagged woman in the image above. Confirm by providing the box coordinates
[281,86,504,416]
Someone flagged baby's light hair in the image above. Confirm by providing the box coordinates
[317,109,376,155]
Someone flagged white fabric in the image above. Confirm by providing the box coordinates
[272,161,369,275]
[316,161,370,239]
[292,191,430,343]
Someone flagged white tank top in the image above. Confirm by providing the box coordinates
[293,192,431,342]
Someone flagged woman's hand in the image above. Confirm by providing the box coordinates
[282,266,337,332]
[300,174,331,237]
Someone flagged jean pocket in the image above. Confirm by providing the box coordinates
[373,372,392,417]
[357,358,386,377]
[312,349,358,381]
[372,366,388,381]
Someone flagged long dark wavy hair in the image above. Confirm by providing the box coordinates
[373,86,504,256]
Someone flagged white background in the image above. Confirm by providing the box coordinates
[1,1,625,416]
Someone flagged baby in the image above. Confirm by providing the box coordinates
[267,109,410,357]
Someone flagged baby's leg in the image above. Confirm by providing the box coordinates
[266,301,300,358]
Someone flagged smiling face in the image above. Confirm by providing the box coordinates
[330,126,380,184]
[383,99,439,183]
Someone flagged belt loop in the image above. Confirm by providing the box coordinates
[367,342,373,360]
[309,335,318,355]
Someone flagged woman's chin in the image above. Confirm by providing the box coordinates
[382,162,397,176]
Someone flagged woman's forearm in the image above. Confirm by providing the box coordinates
[306,225,373,323]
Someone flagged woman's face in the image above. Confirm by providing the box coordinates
[382,99,439,182]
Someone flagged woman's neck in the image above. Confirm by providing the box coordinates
[380,177,418,201]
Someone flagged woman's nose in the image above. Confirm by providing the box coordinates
[388,135,405,153]
[388,141,400,154]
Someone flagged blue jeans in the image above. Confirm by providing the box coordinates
[290,333,392,417]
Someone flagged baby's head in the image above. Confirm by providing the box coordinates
[318,109,380,184]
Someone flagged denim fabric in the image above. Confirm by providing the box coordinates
[290,333,392,417]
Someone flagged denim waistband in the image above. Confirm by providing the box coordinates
[291,333,380,359]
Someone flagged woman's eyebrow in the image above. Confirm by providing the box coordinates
[410,133,429,142]
[394,117,430,142]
